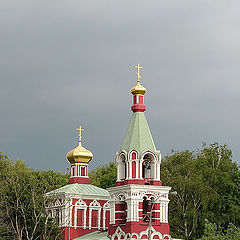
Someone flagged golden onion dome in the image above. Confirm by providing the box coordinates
[66,126,93,164]
[130,82,147,95]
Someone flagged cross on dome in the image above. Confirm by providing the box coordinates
[134,63,143,83]
[77,125,84,144]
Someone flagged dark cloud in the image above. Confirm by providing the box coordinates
[0,0,240,171]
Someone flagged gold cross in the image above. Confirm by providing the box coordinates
[76,125,84,143]
[134,63,143,83]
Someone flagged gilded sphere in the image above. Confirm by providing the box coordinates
[66,144,93,164]
[130,82,147,95]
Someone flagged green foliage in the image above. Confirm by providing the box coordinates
[161,143,240,239]
[198,219,240,240]
[89,162,117,189]
[0,152,69,240]
[1,141,239,240]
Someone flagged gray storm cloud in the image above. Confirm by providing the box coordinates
[0,0,240,171]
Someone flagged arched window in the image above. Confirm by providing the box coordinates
[131,151,137,179]
[103,201,110,230]
[74,199,87,229]
[142,196,149,222]
[72,165,75,177]
[118,154,127,180]
[89,200,101,230]
[116,194,127,224]
[132,152,136,160]
[142,196,155,222]
[54,199,62,226]
[142,153,155,183]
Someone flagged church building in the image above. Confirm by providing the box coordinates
[46,65,172,240]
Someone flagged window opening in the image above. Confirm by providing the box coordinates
[143,197,150,222]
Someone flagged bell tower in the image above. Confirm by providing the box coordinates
[108,65,171,240]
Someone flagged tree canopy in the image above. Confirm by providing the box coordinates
[0,152,69,240]
[89,162,117,189]
[0,142,239,240]
[161,142,240,239]
[198,219,240,240]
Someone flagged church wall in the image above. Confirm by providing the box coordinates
[59,198,110,239]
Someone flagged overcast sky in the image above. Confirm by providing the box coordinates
[1,0,240,172]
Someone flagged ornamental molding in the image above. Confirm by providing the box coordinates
[116,151,127,162]
[74,199,87,230]
[54,199,62,207]
[139,192,159,200]
[128,149,139,160]
[75,199,87,208]
[111,226,172,240]
[116,193,126,201]
[103,201,110,209]
[141,149,158,162]
[89,199,101,209]
[89,199,101,230]
[139,226,171,239]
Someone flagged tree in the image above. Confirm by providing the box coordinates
[89,162,117,189]
[161,143,240,240]
[0,152,69,240]
[199,219,240,240]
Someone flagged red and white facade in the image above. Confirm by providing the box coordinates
[108,185,171,239]
[46,129,110,240]
[108,77,172,239]
[115,150,162,186]
[68,163,90,184]
[47,68,172,240]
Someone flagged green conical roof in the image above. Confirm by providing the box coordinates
[120,112,159,157]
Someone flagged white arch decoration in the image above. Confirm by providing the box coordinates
[128,149,139,179]
[162,234,171,239]
[74,199,87,229]
[116,193,126,201]
[54,199,62,207]
[103,201,110,230]
[139,226,163,239]
[140,192,159,201]
[52,199,62,226]
[128,149,139,160]
[141,150,160,180]
[111,226,126,240]
[89,199,101,230]
[117,151,127,181]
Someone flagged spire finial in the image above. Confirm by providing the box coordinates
[134,63,143,83]
[76,125,84,145]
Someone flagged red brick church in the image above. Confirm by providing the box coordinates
[47,65,172,240]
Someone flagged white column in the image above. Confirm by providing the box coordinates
[157,162,161,180]
[98,209,101,230]
[109,200,115,224]
[117,162,120,181]
[166,202,169,222]
[163,203,166,222]
[133,200,139,221]
[103,209,106,230]
[160,203,163,222]
[83,208,87,229]
[126,162,129,179]
[136,160,139,178]
[126,199,131,221]
[152,161,156,179]
[74,207,77,229]
[129,161,132,179]
[140,160,143,179]
[69,203,73,227]
[89,209,92,229]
